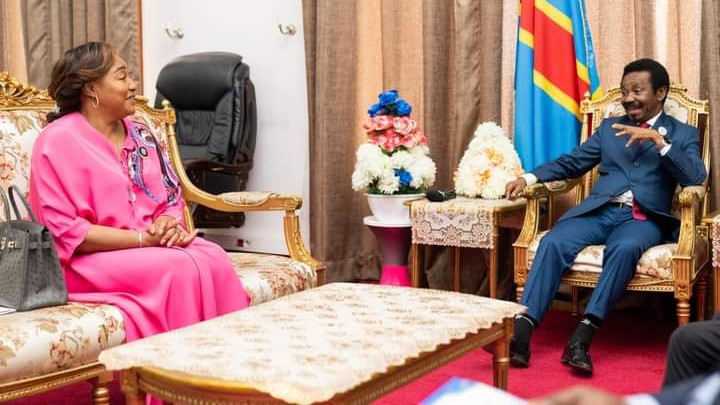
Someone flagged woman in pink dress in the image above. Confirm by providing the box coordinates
[29,42,250,342]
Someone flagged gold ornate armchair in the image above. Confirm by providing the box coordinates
[513,84,710,326]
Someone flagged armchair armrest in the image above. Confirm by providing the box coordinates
[679,185,705,206]
[161,116,324,279]
[183,159,252,176]
[515,178,580,247]
[522,178,581,199]
[674,185,706,261]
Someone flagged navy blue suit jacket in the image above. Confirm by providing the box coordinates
[531,112,706,233]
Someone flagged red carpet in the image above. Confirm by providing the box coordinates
[4,309,673,404]
[374,308,674,404]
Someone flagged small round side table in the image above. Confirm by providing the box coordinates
[363,216,412,286]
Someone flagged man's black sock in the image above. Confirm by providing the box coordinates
[513,314,536,345]
[569,316,600,346]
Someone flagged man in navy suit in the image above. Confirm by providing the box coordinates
[504,58,706,375]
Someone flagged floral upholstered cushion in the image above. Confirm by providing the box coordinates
[222,191,272,205]
[0,303,124,382]
[229,252,317,305]
[528,230,708,280]
[0,110,50,219]
[0,254,315,383]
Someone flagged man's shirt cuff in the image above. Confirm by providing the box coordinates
[522,173,538,186]
[659,143,672,156]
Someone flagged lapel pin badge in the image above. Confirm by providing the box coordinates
[658,127,668,136]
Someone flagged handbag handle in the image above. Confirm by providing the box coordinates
[0,187,12,224]
[0,187,14,248]
[7,185,37,222]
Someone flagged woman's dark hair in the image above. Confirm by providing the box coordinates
[621,58,670,103]
[47,42,115,123]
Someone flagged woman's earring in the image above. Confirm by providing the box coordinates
[92,94,99,109]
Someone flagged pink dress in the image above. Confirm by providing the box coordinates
[29,112,250,342]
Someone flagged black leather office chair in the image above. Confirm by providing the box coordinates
[155,52,257,228]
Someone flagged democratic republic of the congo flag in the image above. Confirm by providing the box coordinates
[514,0,602,171]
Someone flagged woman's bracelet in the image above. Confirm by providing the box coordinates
[137,230,144,248]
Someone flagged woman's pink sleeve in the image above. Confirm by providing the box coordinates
[29,146,92,265]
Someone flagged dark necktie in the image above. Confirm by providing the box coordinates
[632,122,651,221]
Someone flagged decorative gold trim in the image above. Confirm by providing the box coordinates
[122,321,513,404]
[0,362,109,402]
[0,72,55,108]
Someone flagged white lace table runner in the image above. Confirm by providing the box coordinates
[99,283,524,405]
[410,197,525,249]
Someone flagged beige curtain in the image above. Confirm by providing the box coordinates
[0,0,28,82]
[18,0,140,88]
[304,0,719,286]
[586,1,701,97]
[304,0,516,291]
[700,0,720,211]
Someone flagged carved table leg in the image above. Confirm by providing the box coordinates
[453,246,461,292]
[122,370,146,405]
[411,244,421,287]
[493,317,512,390]
[490,222,500,299]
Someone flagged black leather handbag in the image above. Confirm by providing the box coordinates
[0,185,67,311]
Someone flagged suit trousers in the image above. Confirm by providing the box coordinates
[663,312,720,387]
[521,202,664,323]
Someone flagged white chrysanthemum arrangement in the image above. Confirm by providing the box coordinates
[351,90,437,195]
[453,122,525,199]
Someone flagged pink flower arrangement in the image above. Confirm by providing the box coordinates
[363,116,428,153]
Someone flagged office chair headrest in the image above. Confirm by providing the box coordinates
[155,52,247,110]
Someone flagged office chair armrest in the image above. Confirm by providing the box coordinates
[183,159,252,175]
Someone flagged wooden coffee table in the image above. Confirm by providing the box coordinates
[99,283,524,404]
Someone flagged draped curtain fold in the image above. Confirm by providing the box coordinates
[0,0,139,89]
[700,0,720,212]
[0,0,28,82]
[304,0,720,284]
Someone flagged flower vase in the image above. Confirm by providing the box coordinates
[366,193,419,225]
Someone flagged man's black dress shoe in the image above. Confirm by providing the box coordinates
[561,342,593,375]
[509,340,530,368]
